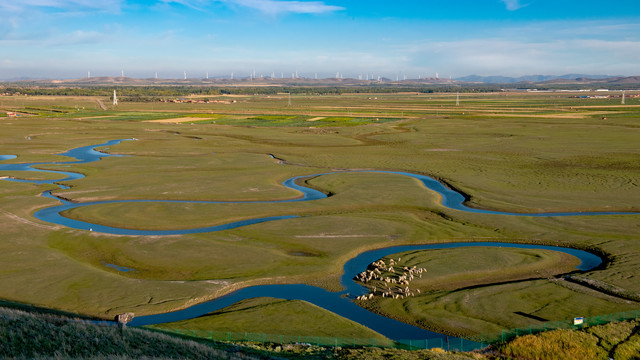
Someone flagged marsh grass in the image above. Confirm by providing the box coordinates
[0,92,638,338]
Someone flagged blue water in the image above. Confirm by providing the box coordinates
[0,140,630,342]
[0,140,126,187]
[101,261,137,273]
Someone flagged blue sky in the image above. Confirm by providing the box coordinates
[1,0,639,79]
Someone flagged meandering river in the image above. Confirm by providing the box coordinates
[0,139,631,342]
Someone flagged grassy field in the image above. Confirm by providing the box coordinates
[149,297,389,339]
[352,248,638,336]
[0,91,638,340]
[363,279,638,337]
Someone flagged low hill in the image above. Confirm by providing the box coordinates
[0,306,260,360]
[455,74,618,83]
[0,305,473,359]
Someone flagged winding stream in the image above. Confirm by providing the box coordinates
[128,241,602,343]
[2,140,635,236]
[0,139,632,341]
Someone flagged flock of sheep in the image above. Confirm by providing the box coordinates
[354,257,426,300]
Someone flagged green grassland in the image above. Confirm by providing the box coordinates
[150,297,389,339]
[363,279,638,337]
[0,91,638,340]
[352,248,638,337]
[0,171,67,180]
[362,247,581,292]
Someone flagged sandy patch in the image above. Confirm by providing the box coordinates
[485,111,619,119]
[306,116,326,122]
[295,234,386,238]
[0,209,58,230]
[204,280,231,285]
[82,116,117,119]
[424,148,461,152]
[146,117,215,123]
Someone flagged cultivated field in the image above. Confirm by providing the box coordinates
[0,90,638,338]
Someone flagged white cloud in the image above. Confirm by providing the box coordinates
[157,0,207,10]
[227,0,343,14]
[161,0,344,14]
[0,0,123,30]
[0,0,122,12]
[403,37,640,76]
[500,0,524,11]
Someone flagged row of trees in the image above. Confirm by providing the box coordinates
[0,84,505,98]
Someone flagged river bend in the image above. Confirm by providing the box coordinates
[0,140,630,341]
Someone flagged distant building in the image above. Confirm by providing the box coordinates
[6,112,16,117]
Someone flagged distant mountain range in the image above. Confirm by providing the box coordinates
[454,74,621,83]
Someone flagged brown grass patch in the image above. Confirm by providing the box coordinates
[146,117,215,123]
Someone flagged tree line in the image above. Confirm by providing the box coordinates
[0,85,505,98]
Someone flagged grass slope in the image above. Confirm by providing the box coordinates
[0,307,259,360]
